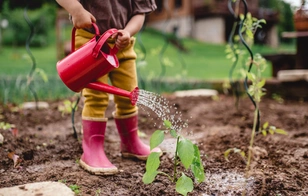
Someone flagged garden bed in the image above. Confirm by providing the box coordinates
[0,93,307,195]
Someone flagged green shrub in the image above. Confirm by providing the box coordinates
[1,3,56,47]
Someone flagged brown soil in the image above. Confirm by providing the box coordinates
[1,94,308,196]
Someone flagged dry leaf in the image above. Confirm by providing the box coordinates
[8,152,22,168]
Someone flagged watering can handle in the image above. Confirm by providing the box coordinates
[92,28,119,58]
[71,23,100,53]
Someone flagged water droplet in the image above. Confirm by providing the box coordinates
[136,89,191,135]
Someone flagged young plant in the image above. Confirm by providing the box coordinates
[224,147,246,163]
[225,5,266,109]
[69,184,81,195]
[225,49,287,173]
[224,54,287,196]
[0,121,18,137]
[260,122,287,136]
[225,1,287,194]
[142,120,205,196]
[95,189,102,196]
[58,99,77,116]
[0,122,14,130]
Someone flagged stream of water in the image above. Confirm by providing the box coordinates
[136,89,189,134]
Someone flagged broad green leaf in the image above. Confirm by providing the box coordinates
[163,120,172,128]
[191,144,205,183]
[143,152,161,184]
[150,130,164,150]
[178,139,195,169]
[191,164,205,184]
[170,130,178,138]
[145,152,161,174]
[142,170,158,184]
[275,129,288,135]
[176,173,194,196]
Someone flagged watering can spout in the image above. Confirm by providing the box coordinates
[86,82,139,105]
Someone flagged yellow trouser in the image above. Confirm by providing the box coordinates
[75,29,138,118]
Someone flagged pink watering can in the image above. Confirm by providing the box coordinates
[56,23,139,105]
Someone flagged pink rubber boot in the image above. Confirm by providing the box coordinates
[80,118,118,175]
[114,112,162,161]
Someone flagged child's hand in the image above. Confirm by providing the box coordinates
[71,7,96,29]
[112,30,131,50]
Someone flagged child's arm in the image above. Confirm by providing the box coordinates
[124,14,145,37]
[55,0,96,29]
[114,14,145,50]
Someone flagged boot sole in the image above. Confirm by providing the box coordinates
[79,159,118,175]
[122,152,148,161]
[122,151,163,161]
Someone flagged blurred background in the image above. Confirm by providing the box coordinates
[0,0,306,104]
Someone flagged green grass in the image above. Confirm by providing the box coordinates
[0,44,57,75]
[135,29,296,80]
[0,27,296,103]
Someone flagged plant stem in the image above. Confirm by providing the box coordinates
[173,136,180,182]
[158,171,173,182]
[245,106,258,178]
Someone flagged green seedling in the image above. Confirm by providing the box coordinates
[142,120,205,196]
[69,184,81,195]
[261,122,288,136]
[58,99,77,116]
[26,68,48,86]
[0,121,17,137]
[243,53,286,178]
[95,189,102,196]
[27,68,48,109]
[0,122,14,130]
[271,93,284,104]
[224,148,246,163]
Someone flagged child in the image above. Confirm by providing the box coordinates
[55,0,161,175]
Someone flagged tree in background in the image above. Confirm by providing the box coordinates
[0,0,59,10]
[259,0,295,43]
[0,0,57,46]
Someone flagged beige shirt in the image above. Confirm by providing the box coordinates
[80,0,157,34]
